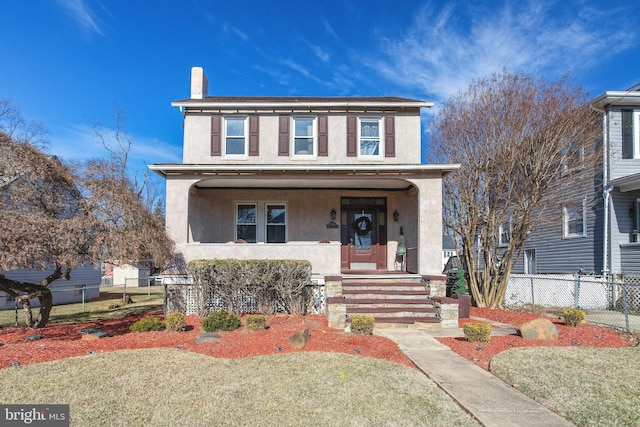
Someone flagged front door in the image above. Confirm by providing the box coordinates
[341,198,387,270]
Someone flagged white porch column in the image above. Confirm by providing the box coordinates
[407,174,444,276]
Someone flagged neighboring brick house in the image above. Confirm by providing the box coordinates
[151,67,458,326]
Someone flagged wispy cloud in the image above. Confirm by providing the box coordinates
[57,0,106,38]
[48,124,182,166]
[375,1,637,102]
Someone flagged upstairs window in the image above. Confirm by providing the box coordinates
[562,140,584,172]
[498,219,511,247]
[359,117,382,158]
[293,117,316,156]
[563,200,586,238]
[622,109,640,159]
[225,117,247,156]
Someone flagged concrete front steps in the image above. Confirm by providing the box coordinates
[339,275,439,328]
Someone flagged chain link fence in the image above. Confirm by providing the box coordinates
[505,274,640,333]
[0,284,101,327]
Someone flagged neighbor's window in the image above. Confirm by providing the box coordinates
[225,117,247,156]
[562,140,584,171]
[293,117,315,156]
[563,200,586,238]
[236,204,257,242]
[359,117,382,157]
[266,204,286,243]
[622,110,640,160]
[498,219,511,247]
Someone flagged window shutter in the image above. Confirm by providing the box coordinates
[622,110,633,159]
[385,116,395,157]
[346,116,357,157]
[278,116,290,156]
[211,115,222,156]
[248,115,259,156]
[318,115,328,156]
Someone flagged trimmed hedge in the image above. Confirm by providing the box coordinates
[201,310,241,332]
[188,259,312,315]
[130,316,165,332]
[350,315,375,335]
[564,309,586,327]
[245,314,267,331]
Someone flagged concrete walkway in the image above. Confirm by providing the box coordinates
[376,319,575,427]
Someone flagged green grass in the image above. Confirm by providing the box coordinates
[490,347,640,426]
[1,286,164,327]
[0,350,479,427]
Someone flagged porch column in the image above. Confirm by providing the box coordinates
[407,175,443,276]
[165,177,199,245]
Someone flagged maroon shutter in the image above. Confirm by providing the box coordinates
[318,115,328,156]
[384,116,395,157]
[346,116,357,157]
[278,116,290,156]
[211,115,222,156]
[248,115,259,156]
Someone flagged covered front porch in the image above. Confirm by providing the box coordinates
[154,164,454,277]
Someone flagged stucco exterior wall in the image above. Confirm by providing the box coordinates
[182,113,422,165]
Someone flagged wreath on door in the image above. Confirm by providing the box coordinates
[352,216,373,236]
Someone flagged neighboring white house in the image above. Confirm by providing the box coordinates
[112,264,151,287]
[150,67,459,325]
[0,264,101,309]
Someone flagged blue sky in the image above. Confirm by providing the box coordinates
[1,0,639,174]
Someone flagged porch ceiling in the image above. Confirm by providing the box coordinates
[149,163,460,190]
[610,172,640,193]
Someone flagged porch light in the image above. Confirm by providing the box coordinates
[393,210,400,222]
[331,209,337,220]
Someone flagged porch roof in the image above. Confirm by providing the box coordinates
[610,172,640,193]
[149,163,460,189]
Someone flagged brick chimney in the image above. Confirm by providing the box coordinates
[190,67,208,99]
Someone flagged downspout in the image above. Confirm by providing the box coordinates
[592,105,610,275]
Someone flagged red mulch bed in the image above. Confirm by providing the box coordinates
[1,307,637,371]
[438,307,639,370]
[0,309,414,369]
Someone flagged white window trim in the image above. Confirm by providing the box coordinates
[235,202,257,242]
[524,249,536,274]
[563,199,587,239]
[498,218,512,247]
[265,203,288,243]
[357,116,384,160]
[291,116,317,159]
[634,111,640,159]
[223,116,248,158]
[235,201,288,243]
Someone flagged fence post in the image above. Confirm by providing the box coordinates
[573,273,580,309]
[82,285,86,312]
[14,302,19,327]
[163,282,167,315]
[530,277,535,313]
[622,282,630,332]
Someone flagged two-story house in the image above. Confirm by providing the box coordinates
[513,83,640,276]
[151,67,458,324]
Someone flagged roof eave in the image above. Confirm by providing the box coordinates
[171,100,434,110]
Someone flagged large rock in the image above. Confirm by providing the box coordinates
[516,318,559,340]
[288,328,311,349]
[78,328,109,340]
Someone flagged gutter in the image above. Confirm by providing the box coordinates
[591,105,610,275]
[171,101,434,110]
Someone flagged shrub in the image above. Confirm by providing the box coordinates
[463,323,491,342]
[130,316,165,332]
[350,315,375,335]
[165,312,186,332]
[245,314,267,331]
[564,309,586,327]
[201,310,241,332]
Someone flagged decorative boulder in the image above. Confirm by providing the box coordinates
[516,318,559,340]
[78,328,110,340]
[288,328,311,349]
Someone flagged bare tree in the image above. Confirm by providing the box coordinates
[429,72,601,308]
[0,102,173,328]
